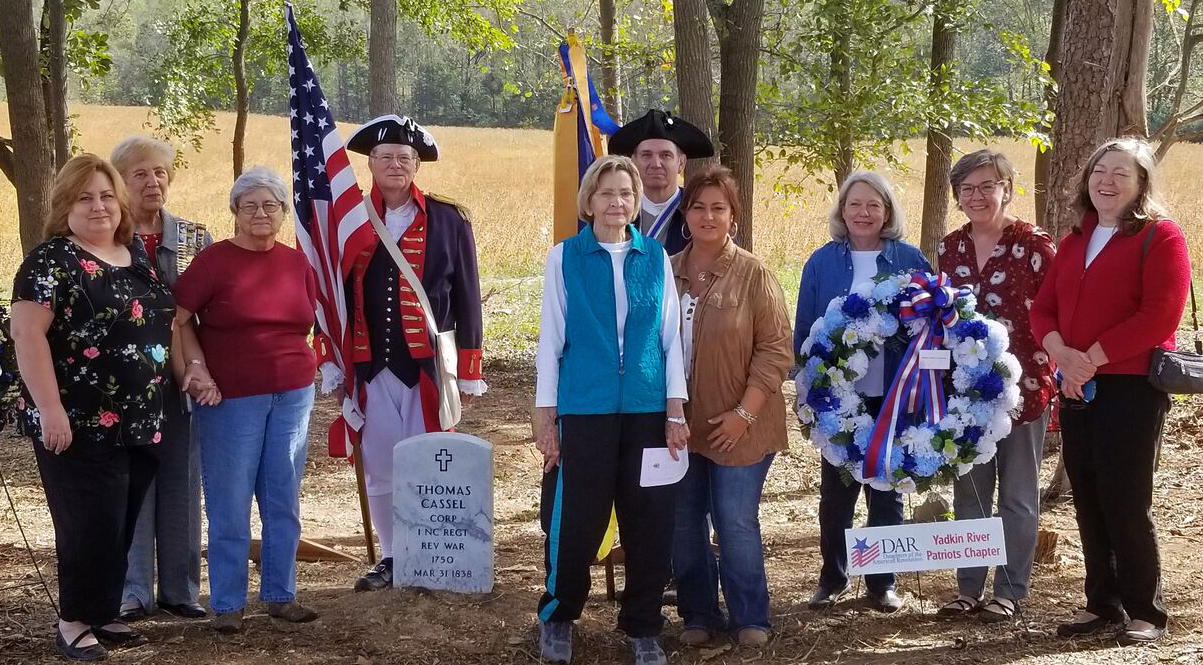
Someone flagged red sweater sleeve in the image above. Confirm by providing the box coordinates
[1096,221,1191,363]
[1029,234,1066,347]
[171,245,214,314]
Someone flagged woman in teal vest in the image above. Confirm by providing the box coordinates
[533,155,689,665]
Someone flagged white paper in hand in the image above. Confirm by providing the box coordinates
[639,447,689,487]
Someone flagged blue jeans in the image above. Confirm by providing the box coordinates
[194,386,314,614]
[672,453,774,633]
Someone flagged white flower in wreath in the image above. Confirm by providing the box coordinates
[955,265,972,278]
[985,292,1003,307]
[989,270,1006,285]
[998,350,1023,382]
[846,350,870,378]
[851,281,874,299]
[1031,253,1043,271]
[840,416,859,433]
[1011,244,1026,259]
[947,395,974,416]
[797,404,815,425]
[893,477,917,494]
[992,244,1006,258]
[824,365,847,386]
[1003,384,1023,411]
[841,328,860,346]
[953,338,989,367]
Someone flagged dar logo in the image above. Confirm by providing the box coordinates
[851,537,881,567]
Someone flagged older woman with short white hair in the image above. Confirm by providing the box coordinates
[794,171,932,613]
[110,134,211,622]
[533,155,688,665]
[172,166,319,633]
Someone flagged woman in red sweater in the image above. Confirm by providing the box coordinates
[1030,138,1190,645]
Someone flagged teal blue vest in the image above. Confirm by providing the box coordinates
[558,224,667,415]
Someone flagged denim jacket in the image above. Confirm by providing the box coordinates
[793,238,932,375]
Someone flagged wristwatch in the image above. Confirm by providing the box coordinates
[666,416,687,425]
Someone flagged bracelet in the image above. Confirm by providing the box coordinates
[666,416,687,425]
[187,359,205,366]
[733,404,757,424]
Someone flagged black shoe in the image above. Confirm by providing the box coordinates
[91,623,149,647]
[55,629,108,661]
[808,583,850,610]
[354,557,393,591]
[867,588,905,613]
[1056,611,1122,637]
[117,604,148,622]
[1117,625,1165,645]
[159,602,207,619]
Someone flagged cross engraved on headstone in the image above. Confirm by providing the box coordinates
[436,448,453,472]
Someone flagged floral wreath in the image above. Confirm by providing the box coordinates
[795,271,1022,493]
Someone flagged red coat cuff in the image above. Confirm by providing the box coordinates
[313,333,334,364]
[459,348,483,380]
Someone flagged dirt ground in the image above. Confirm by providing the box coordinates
[1,357,1202,665]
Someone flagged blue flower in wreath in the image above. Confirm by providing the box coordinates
[841,293,872,319]
[901,451,918,474]
[845,443,864,462]
[955,319,990,341]
[811,342,834,363]
[959,425,985,446]
[973,372,1005,401]
[804,356,824,376]
[914,455,942,476]
[816,411,843,434]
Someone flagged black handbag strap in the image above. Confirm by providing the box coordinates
[1141,220,1201,353]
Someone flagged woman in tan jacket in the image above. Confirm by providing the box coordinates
[670,166,793,648]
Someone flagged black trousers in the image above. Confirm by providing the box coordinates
[1060,374,1168,628]
[537,412,678,638]
[817,396,903,593]
[34,438,159,625]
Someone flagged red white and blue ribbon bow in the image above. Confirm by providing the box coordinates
[863,272,970,481]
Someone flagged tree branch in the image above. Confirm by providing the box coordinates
[513,7,604,68]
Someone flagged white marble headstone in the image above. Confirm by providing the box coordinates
[392,432,494,593]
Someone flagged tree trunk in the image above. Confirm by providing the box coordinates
[231,0,250,179]
[710,0,765,250]
[831,19,854,187]
[42,0,71,169]
[1044,0,1151,240]
[599,0,624,119]
[675,0,719,179]
[0,0,55,254]
[369,0,398,116]
[1034,0,1067,229]
[919,1,957,263]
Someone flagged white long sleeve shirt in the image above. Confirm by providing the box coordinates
[534,240,688,408]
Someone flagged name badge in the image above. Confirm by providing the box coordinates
[918,349,952,370]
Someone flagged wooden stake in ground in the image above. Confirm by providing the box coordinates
[354,444,377,565]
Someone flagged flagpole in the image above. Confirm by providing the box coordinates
[353,443,377,564]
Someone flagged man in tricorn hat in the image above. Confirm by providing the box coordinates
[319,114,485,591]
[608,109,715,255]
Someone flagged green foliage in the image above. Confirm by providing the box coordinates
[760,0,1052,193]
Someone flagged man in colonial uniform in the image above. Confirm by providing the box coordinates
[319,115,486,591]
[608,109,715,255]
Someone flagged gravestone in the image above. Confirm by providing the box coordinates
[393,432,494,593]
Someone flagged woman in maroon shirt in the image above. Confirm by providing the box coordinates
[934,150,1056,623]
[1031,138,1190,645]
[173,167,320,633]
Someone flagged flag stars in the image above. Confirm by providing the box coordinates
[303,79,316,92]
[317,117,328,129]
[304,144,315,157]
[303,112,314,124]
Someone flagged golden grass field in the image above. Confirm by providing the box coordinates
[3,104,1203,289]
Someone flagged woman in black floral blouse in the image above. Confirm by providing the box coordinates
[10,154,177,661]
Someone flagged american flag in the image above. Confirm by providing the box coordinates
[286,3,373,456]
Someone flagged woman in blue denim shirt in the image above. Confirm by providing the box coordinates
[794,171,931,613]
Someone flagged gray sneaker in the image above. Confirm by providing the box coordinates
[538,621,572,664]
[628,636,667,665]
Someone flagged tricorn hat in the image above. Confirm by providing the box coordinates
[346,114,439,161]
[608,109,714,159]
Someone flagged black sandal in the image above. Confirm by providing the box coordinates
[91,623,149,647]
[978,598,1017,623]
[55,628,108,661]
[935,596,980,619]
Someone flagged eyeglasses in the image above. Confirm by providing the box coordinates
[237,201,282,215]
[370,153,418,166]
[957,181,1005,199]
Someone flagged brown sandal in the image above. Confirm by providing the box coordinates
[936,596,980,619]
[978,598,1017,623]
